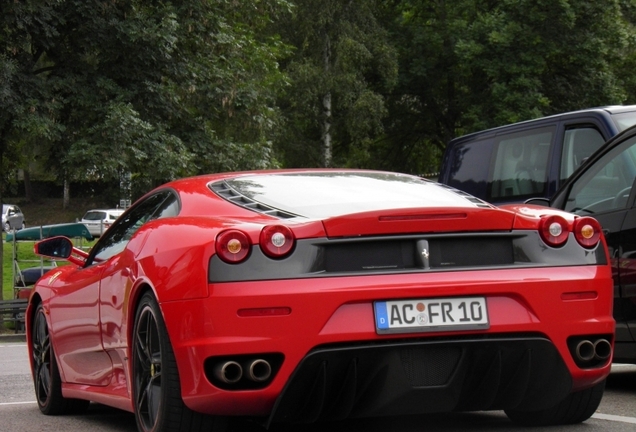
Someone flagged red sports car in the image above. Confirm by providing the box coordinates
[26,170,614,432]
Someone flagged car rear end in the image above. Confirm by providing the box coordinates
[156,172,614,424]
[81,209,122,236]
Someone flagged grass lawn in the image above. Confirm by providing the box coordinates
[2,197,105,299]
[2,236,42,300]
[2,198,107,331]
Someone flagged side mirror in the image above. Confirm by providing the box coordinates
[524,197,551,207]
[34,237,73,259]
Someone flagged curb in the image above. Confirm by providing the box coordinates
[0,333,26,343]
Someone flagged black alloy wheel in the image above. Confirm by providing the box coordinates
[32,303,89,415]
[132,292,226,432]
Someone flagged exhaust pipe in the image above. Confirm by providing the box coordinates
[575,340,595,362]
[244,359,272,382]
[593,339,612,361]
[213,361,243,384]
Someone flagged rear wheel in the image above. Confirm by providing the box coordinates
[505,380,605,426]
[132,292,226,432]
[31,303,90,415]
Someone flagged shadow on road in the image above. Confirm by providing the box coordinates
[605,365,636,393]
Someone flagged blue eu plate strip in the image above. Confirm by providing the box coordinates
[374,302,388,329]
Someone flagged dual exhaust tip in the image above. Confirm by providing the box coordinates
[213,358,272,384]
[572,337,612,367]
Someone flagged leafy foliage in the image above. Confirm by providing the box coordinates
[275,0,398,168]
[1,0,292,199]
[373,0,632,174]
[2,0,636,185]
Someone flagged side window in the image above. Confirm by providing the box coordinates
[488,126,554,201]
[565,136,636,214]
[560,127,605,182]
[152,193,180,219]
[445,139,494,200]
[86,191,178,265]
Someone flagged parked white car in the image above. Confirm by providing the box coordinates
[2,204,26,232]
[80,209,124,237]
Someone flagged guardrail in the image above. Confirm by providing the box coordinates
[0,299,28,333]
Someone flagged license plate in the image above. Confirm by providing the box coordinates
[374,297,489,334]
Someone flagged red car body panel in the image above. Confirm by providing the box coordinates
[25,169,615,426]
[165,266,613,416]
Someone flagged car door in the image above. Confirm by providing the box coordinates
[557,132,636,349]
[94,191,179,363]
[618,196,636,343]
[48,260,112,386]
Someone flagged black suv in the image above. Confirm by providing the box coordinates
[439,106,636,204]
[528,125,636,363]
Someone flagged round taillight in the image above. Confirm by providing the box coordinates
[573,217,602,248]
[260,225,295,259]
[539,215,569,247]
[216,230,250,264]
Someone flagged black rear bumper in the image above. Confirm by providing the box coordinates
[268,336,572,425]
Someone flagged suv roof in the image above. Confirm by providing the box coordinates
[452,106,636,143]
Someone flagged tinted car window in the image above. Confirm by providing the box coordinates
[488,126,554,201]
[611,112,636,132]
[560,127,605,182]
[564,135,636,214]
[87,191,176,265]
[83,211,107,221]
[444,139,495,200]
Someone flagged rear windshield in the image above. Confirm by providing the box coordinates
[217,172,485,219]
[83,211,106,221]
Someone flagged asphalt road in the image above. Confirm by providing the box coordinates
[1,340,635,432]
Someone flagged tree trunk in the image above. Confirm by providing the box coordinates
[63,179,70,209]
[23,169,33,203]
[322,32,332,168]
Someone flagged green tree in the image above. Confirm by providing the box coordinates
[375,0,631,174]
[1,0,292,299]
[1,0,292,203]
[276,0,398,168]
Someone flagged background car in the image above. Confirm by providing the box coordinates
[79,208,124,236]
[439,105,636,204]
[27,170,613,432]
[527,124,636,364]
[2,203,26,232]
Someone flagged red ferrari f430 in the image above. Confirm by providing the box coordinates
[26,170,614,432]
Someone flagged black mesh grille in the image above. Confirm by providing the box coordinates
[323,237,513,272]
[400,346,462,386]
[428,237,513,268]
[324,240,416,272]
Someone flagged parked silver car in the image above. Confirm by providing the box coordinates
[80,208,124,237]
[2,204,26,232]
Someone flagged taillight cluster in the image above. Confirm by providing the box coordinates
[538,215,601,249]
[215,225,295,264]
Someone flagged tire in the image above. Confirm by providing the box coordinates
[132,292,227,432]
[3,222,9,232]
[31,303,91,415]
[505,379,605,426]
